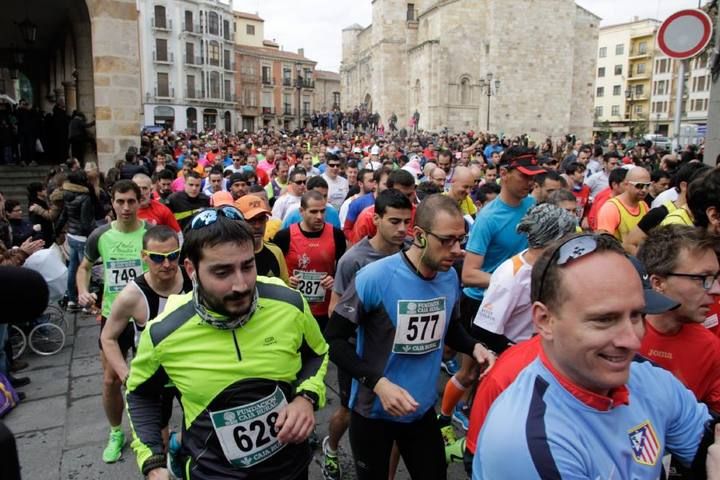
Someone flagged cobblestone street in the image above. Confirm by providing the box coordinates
[4,310,466,479]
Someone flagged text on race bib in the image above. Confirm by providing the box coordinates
[393,298,447,354]
[106,259,143,293]
[210,387,288,468]
[293,270,326,303]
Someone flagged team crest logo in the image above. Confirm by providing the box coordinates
[298,253,311,270]
[628,421,660,466]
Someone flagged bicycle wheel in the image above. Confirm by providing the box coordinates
[28,323,65,356]
[43,305,69,333]
[8,325,26,360]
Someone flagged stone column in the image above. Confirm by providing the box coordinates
[85,0,141,172]
[63,81,78,112]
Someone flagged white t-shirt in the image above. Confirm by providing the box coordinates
[339,194,358,224]
[651,187,679,209]
[271,193,301,221]
[323,174,349,210]
[473,251,534,342]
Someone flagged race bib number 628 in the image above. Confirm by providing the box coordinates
[210,387,288,468]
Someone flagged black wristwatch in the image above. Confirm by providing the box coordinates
[296,390,319,410]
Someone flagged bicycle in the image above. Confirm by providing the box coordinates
[9,304,67,358]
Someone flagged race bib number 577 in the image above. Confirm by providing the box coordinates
[393,298,446,354]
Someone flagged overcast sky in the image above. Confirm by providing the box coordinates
[232,0,706,71]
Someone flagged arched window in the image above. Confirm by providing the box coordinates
[460,77,470,104]
[154,5,167,28]
[208,12,219,35]
[186,107,197,132]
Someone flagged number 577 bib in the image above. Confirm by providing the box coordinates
[210,387,288,468]
[393,298,446,354]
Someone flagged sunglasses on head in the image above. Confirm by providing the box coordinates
[190,206,245,230]
[143,248,181,263]
[537,233,618,302]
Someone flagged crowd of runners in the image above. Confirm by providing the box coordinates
[1,124,719,480]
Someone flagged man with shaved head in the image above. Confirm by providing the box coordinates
[446,166,477,218]
[597,166,650,244]
[133,174,181,232]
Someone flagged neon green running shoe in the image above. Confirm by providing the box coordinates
[445,436,466,465]
[102,429,126,463]
[439,421,457,446]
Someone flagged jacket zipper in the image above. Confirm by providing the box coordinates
[232,329,242,361]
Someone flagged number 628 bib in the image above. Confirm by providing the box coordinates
[393,298,447,354]
[210,387,288,468]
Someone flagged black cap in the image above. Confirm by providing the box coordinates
[628,256,681,315]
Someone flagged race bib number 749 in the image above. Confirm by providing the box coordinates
[393,298,447,354]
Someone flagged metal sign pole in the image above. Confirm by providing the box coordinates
[672,60,685,153]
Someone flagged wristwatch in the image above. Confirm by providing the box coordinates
[296,390,319,410]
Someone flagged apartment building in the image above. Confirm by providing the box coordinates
[594,17,711,141]
[234,11,316,132]
[138,0,236,132]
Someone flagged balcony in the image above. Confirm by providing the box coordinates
[224,94,237,103]
[282,78,292,87]
[153,51,174,64]
[628,49,651,60]
[283,105,294,116]
[261,77,275,86]
[184,56,203,68]
[302,79,315,89]
[628,72,650,81]
[183,23,203,35]
[153,87,175,100]
[262,107,275,116]
[188,90,205,101]
[223,31,233,42]
[152,17,172,31]
[224,61,236,72]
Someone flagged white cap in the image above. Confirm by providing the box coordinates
[370,145,380,155]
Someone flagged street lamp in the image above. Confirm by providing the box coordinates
[16,17,38,44]
[479,73,500,132]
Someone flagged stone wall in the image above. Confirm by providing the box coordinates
[341,0,599,138]
[569,6,600,141]
[86,0,142,171]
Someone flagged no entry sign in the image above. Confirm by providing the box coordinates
[657,9,713,60]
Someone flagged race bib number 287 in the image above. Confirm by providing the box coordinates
[393,298,447,354]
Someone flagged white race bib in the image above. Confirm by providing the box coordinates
[704,313,719,330]
[293,270,326,303]
[106,259,142,293]
[393,298,446,354]
[210,387,288,468]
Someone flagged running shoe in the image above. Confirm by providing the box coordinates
[445,436,466,464]
[102,429,126,463]
[167,431,183,479]
[441,357,459,376]
[452,402,470,431]
[439,418,457,446]
[321,435,342,480]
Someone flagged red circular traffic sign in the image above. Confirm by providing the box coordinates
[657,9,713,59]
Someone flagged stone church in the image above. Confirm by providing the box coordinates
[341,0,600,140]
